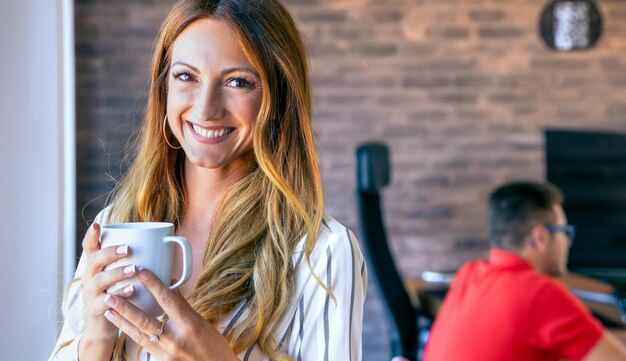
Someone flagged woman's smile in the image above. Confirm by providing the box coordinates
[187,122,236,144]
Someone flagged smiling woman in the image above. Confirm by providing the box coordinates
[48,1,367,361]
[166,19,262,170]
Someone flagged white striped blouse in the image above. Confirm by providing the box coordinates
[49,210,367,361]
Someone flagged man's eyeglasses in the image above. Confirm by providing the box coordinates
[544,224,576,243]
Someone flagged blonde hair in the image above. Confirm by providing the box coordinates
[99,0,323,360]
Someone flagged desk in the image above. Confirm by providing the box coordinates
[405,272,626,340]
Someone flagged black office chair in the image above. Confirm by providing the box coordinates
[356,142,427,361]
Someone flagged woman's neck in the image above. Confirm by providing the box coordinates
[181,155,253,226]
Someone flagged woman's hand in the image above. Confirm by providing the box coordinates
[79,223,138,357]
[102,268,238,361]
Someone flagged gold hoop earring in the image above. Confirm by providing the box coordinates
[163,115,182,150]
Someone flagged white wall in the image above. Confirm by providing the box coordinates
[0,0,74,359]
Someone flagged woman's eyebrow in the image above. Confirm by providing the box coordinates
[171,61,200,73]
[171,61,259,78]
[221,67,260,78]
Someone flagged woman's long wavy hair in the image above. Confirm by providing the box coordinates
[103,0,323,359]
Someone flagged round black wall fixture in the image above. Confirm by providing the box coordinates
[539,0,603,51]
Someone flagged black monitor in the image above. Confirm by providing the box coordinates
[546,129,626,282]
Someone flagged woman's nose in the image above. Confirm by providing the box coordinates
[189,85,225,122]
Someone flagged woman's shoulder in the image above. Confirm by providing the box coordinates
[320,214,351,238]
[292,213,364,268]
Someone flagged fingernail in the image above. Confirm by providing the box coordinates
[104,294,117,307]
[123,285,134,294]
[123,265,136,274]
[138,269,149,280]
[89,223,97,234]
[116,245,129,255]
[104,310,116,321]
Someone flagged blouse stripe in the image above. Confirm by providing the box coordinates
[322,218,330,231]
[347,229,356,361]
[277,309,296,349]
[242,344,255,361]
[294,250,304,270]
[67,287,81,311]
[222,301,247,337]
[297,296,304,361]
[324,247,332,361]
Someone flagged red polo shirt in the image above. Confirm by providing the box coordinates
[423,249,604,361]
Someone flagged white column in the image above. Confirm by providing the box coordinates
[0,0,75,358]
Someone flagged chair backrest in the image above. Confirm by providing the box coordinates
[356,142,418,361]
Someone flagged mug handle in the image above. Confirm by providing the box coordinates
[163,236,192,289]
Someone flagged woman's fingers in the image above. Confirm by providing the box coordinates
[85,285,134,319]
[137,269,186,321]
[115,283,136,298]
[103,295,164,351]
[90,264,138,294]
[86,244,130,278]
[81,223,101,255]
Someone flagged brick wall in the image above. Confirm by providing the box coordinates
[75,1,626,360]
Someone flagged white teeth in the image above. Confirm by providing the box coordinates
[192,124,232,139]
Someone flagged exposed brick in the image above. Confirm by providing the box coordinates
[76,1,626,360]
[378,94,421,106]
[406,206,455,220]
[606,103,626,119]
[371,10,404,23]
[75,43,116,56]
[427,59,478,72]
[298,10,346,23]
[609,75,626,86]
[478,26,524,39]
[429,93,478,104]
[468,9,505,22]
[383,124,428,138]
[402,76,451,88]
[488,92,537,104]
[455,238,489,250]
[454,74,494,87]
[425,25,470,40]
[403,43,439,56]
[412,176,452,187]
[531,58,591,71]
[308,42,348,57]
[348,75,397,88]
[600,57,626,72]
[350,44,398,57]
[408,110,450,122]
[326,26,369,40]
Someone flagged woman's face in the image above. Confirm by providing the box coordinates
[166,18,262,170]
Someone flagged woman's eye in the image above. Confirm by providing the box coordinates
[227,77,255,89]
[173,71,195,82]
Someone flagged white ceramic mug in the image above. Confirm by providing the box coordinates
[100,222,192,317]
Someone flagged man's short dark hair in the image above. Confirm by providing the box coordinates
[488,181,563,250]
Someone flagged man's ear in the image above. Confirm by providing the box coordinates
[529,224,547,250]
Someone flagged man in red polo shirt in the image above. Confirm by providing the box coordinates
[423,181,626,361]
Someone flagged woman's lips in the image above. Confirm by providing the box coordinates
[187,122,235,144]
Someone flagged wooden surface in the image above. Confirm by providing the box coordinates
[558,273,615,294]
[406,272,624,326]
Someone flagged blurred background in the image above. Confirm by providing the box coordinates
[3,0,626,360]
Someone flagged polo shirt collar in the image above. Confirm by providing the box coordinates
[489,248,532,271]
